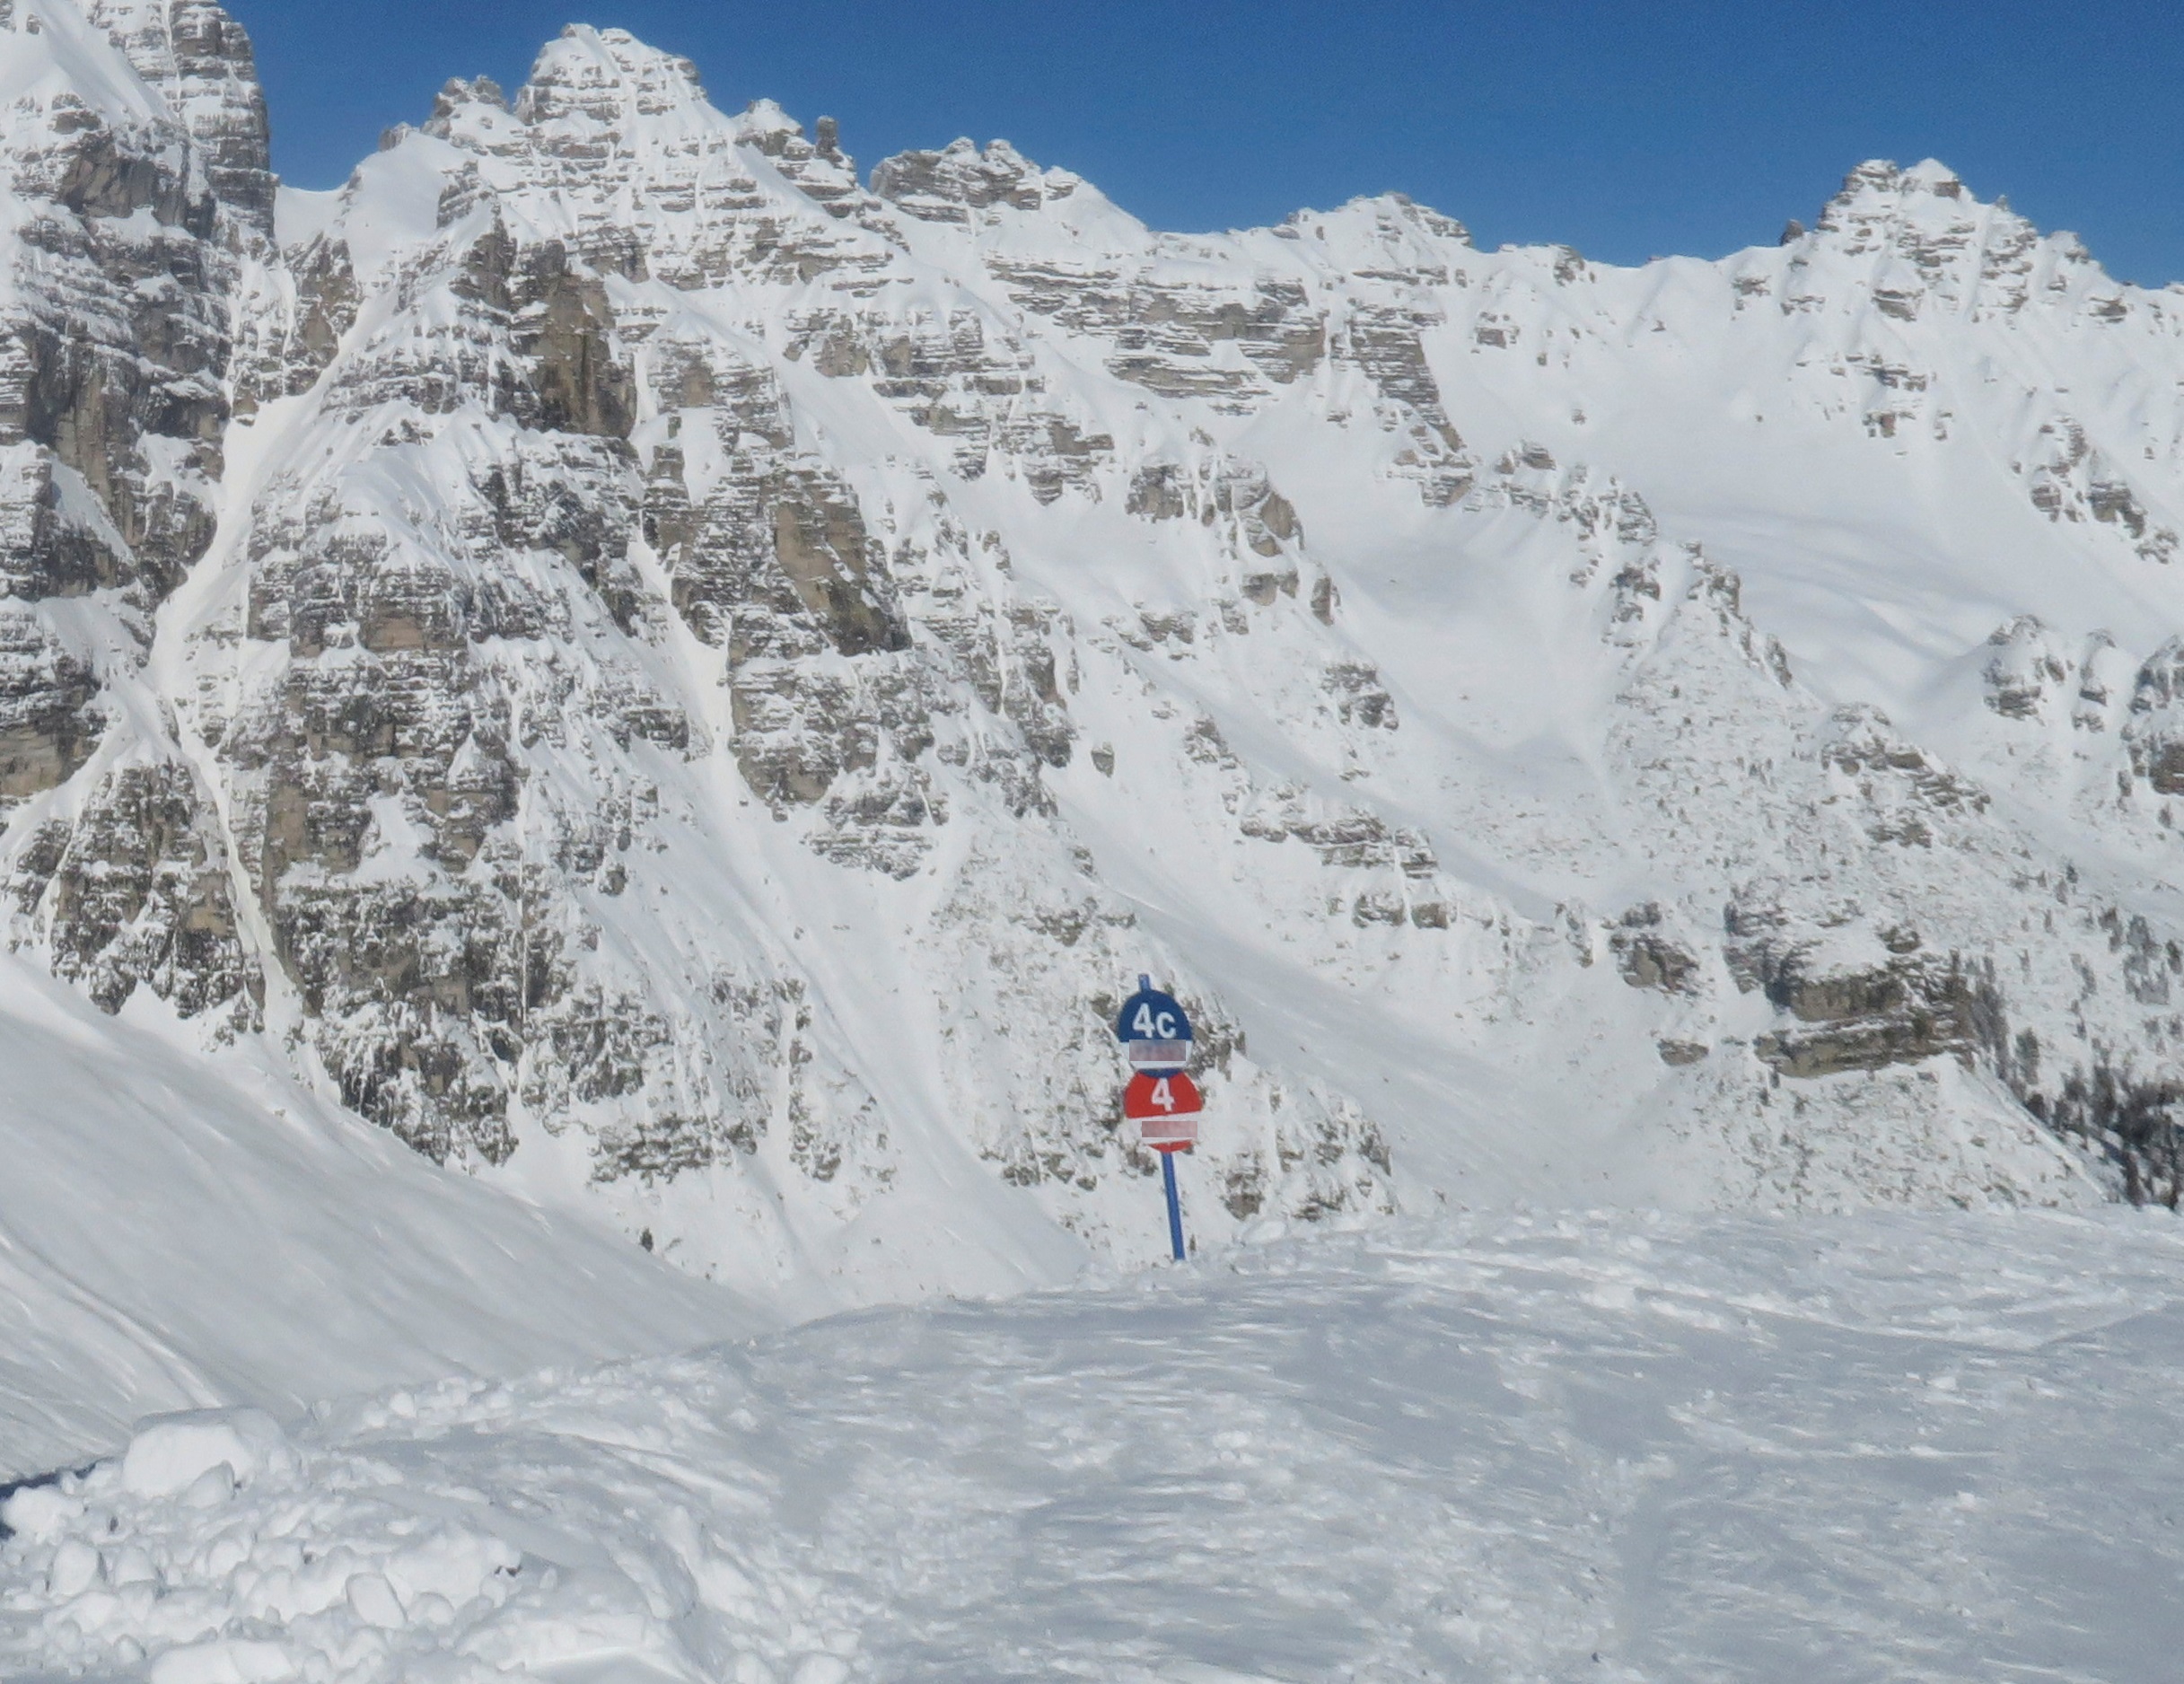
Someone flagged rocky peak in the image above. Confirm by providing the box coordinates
[1797,156,2109,321]
[734,98,814,153]
[733,99,859,213]
[872,137,1071,222]
[0,0,244,609]
[399,24,887,287]
[83,0,273,238]
[514,24,709,134]
[1820,157,1968,215]
[1311,192,1471,250]
[425,75,510,135]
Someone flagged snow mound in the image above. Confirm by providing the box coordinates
[4,1208,2182,1680]
[119,1408,292,1499]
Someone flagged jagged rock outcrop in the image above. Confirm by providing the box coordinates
[7,757,253,1023]
[2127,638,2184,794]
[873,137,1063,221]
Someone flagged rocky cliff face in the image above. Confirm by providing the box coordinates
[4,9,2183,1305]
[0,0,262,1042]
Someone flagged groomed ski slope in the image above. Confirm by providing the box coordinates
[5,1207,2181,1682]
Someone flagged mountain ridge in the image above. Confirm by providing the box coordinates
[6,4,2183,1318]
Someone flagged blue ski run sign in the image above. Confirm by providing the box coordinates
[1116,976,1193,1074]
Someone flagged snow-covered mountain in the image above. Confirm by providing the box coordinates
[6,4,2183,1308]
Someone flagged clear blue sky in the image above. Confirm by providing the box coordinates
[226,0,2184,286]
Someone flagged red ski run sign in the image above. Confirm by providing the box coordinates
[1124,1070,1202,1151]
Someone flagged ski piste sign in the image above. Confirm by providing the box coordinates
[1115,975,1193,1074]
[1124,1070,1202,1151]
[1113,975,1198,1261]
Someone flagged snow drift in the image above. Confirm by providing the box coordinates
[6,1207,2184,1680]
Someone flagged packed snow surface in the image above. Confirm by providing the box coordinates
[5,1208,2181,1682]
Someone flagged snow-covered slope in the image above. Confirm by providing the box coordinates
[0,952,752,1478]
[6,1206,2184,1681]
[4,5,2182,1313]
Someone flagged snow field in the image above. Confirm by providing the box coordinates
[6,1206,2183,1682]
[0,954,756,1478]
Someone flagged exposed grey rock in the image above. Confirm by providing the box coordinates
[872,137,1054,222]
[1752,958,1976,1078]
[1984,616,2070,719]
[0,609,101,803]
[88,0,276,240]
[2126,637,2184,793]
[19,758,255,1024]
[1613,903,1701,995]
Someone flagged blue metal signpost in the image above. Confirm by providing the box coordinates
[1161,1153,1186,1262]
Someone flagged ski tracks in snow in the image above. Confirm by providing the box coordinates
[5,1208,2184,1681]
